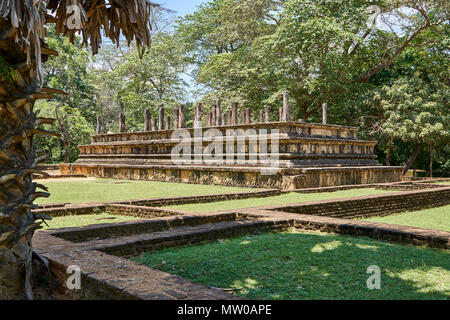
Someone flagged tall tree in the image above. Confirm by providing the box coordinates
[185,0,448,119]
[0,0,157,300]
[34,28,96,162]
[101,32,190,131]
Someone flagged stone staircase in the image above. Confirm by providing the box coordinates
[60,121,403,189]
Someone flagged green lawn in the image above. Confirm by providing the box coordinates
[36,179,256,204]
[43,213,140,230]
[435,181,450,185]
[132,230,450,300]
[164,188,393,213]
[363,205,450,232]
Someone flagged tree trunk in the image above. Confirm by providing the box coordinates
[0,21,55,299]
[386,147,391,166]
[403,145,421,176]
[64,140,70,163]
[430,145,433,178]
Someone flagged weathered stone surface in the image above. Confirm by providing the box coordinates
[256,186,450,219]
[282,91,291,122]
[97,116,102,134]
[178,105,185,128]
[33,232,238,300]
[231,103,238,125]
[322,103,328,125]
[265,106,271,123]
[194,103,202,127]
[211,105,217,127]
[144,110,151,132]
[245,108,251,124]
[158,108,165,131]
[165,116,171,130]
[238,208,450,249]
[216,100,221,126]
[62,121,403,189]
[119,113,126,133]
[31,184,450,301]
[174,109,179,129]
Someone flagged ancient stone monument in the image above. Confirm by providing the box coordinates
[60,98,403,189]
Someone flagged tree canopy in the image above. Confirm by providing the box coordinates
[35,0,450,173]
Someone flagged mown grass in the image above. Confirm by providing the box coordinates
[435,181,450,185]
[164,188,393,213]
[132,230,450,300]
[36,179,256,204]
[363,205,450,232]
[43,213,140,230]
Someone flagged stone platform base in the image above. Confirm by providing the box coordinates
[59,163,403,190]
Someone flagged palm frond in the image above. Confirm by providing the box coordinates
[0,0,159,83]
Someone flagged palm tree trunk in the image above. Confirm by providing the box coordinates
[0,21,55,300]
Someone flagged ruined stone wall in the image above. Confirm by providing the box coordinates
[271,187,450,218]
[60,163,403,190]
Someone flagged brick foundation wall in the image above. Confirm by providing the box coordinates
[60,163,403,190]
[267,187,450,219]
[48,213,240,243]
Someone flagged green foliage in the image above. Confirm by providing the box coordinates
[0,57,14,84]
[35,101,93,162]
[43,28,98,122]
[378,76,449,146]
[176,0,448,173]
[90,33,190,132]
[35,28,95,163]
[32,1,449,175]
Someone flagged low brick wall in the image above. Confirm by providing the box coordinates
[34,205,103,217]
[47,213,240,243]
[238,209,450,249]
[375,182,443,191]
[106,204,189,218]
[264,187,450,219]
[291,215,450,249]
[85,218,292,258]
[113,189,281,207]
[34,204,106,217]
[32,190,280,217]
[33,232,237,300]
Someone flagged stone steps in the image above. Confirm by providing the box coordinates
[78,152,378,160]
[75,157,379,168]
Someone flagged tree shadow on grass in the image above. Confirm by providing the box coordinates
[133,231,450,300]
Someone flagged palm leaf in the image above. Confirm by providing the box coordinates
[0,0,158,83]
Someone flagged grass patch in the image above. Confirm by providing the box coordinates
[434,181,450,185]
[132,230,450,300]
[44,213,141,230]
[164,188,393,213]
[363,205,450,232]
[36,179,256,204]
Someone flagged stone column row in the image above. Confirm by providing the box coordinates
[280,91,291,122]
[109,94,294,134]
